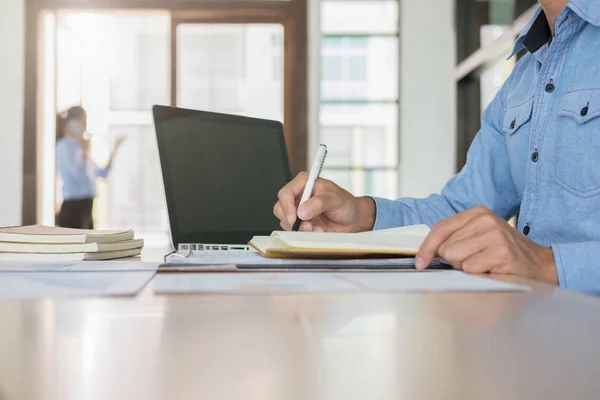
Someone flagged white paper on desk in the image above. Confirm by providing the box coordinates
[154,273,359,294]
[164,250,442,268]
[0,261,159,272]
[153,271,529,294]
[0,271,156,299]
[343,271,529,292]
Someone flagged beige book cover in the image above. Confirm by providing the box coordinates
[0,248,143,262]
[0,239,144,254]
[0,225,135,244]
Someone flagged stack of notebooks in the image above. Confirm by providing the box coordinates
[0,225,144,261]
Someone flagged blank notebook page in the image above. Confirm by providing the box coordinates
[272,225,431,251]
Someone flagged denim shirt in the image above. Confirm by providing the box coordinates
[373,1,600,293]
[56,135,109,201]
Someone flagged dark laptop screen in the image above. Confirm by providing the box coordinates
[154,107,291,245]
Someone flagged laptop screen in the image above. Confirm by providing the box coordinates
[153,106,291,246]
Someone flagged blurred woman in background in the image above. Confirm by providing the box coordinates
[55,106,123,229]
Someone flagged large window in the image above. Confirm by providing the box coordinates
[54,13,171,244]
[176,24,284,122]
[41,9,291,244]
[25,0,308,228]
[318,0,400,199]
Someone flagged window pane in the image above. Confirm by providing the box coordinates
[321,170,352,193]
[55,12,171,242]
[104,125,169,232]
[320,125,390,168]
[271,32,283,81]
[321,55,342,81]
[348,56,367,81]
[322,36,343,48]
[320,104,398,168]
[321,1,399,34]
[319,0,400,200]
[319,127,352,167]
[108,15,170,111]
[58,13,170,111]
[364,170,397,198]
[321,37,398,100]
[177,24,284,122]
[360,126,386,167]
[348,37,368,48]
[56,15,84,110]
[321,169,397,198]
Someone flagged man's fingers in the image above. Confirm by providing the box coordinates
[438,230,497,269]
[277,172,309,224]
[298,192,341,221]
[416,206,491,269]
[273,201,286,223]
[461,248,502,274]
[299,221,313,232]
[438,212,503,257]
[438,212,495,251]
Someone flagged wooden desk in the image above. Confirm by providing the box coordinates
[0,251,599,400]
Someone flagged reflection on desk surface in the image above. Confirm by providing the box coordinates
[0,276,598,400]
[153,271,529,294]
[0,271,155,299]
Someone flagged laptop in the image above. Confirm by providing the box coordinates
[152,105,292,255]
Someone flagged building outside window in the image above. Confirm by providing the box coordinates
[318,0,400,199]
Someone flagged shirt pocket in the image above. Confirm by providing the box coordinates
[503,97,534,136]
[555,89,600,198]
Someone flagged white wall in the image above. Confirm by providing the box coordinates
[398,0,457,198]
[0,0,24,385]
[0,0,24,225]
[307,0,321,165]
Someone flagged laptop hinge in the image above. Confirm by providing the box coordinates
[176,243,251,255]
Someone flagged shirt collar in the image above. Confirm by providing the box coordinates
[508,0,600,59]
[568,0,600,26]
[507,6,544,59]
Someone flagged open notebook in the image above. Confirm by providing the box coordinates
[249,225,430,258]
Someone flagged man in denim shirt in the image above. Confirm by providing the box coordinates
[274,0,600,293]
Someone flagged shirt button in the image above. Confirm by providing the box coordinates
[523,225,530,236]
[581,106,589,116]
[545,83,555,93]
[531,151,539,162]
[510,119,516,129]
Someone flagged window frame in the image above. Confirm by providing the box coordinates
[23,0,308,225]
